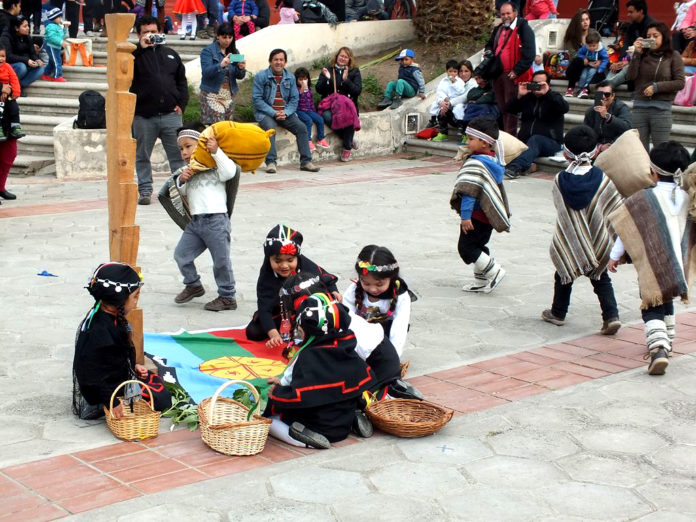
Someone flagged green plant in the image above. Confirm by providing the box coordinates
[162,382,199,431]
[311,55,333,70]
[362,74,383,97]
[182,84,201,124]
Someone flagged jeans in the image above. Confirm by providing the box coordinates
[384,79,416,99]
[493,74,519,136]
[197,0,219,27]
[296,110,325,140]
[641,300,674,323]
[578,66,597,90]
[632,106,672,151]
[174,213,236,298]
[606,66,628,89]
[258,113,312,166]
[132,111,184,195]
[551,270,619,321]
[508,134,562,172]
[43,46,63,79]
[11,62,46,88]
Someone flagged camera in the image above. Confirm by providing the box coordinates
[642,38,656,49]
[527,81,541,92]
[147,33,167,45]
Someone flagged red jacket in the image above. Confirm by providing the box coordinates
[0,62,21,98]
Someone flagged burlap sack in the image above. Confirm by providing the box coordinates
[595,129,652,197]
[454,131,528,164]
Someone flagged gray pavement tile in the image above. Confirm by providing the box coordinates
[438,485,554,521]
[270,466,370,504]
[538,482,653,520]
[463,455,568,489]
[333,493,445,521]
[368,461,468,496]
[648,444,696,477]
[555,452,660,488]
[395,434,492,464]
[636,478,696,515]
[574,426,669,455]
[636,511,696,521]
[485,428,581,461]
[590,401,674,428]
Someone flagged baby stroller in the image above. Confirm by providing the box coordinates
[589,0,618,36]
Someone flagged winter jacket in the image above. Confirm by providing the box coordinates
[199,40,246,94]
[398,63,425,94]
[626,49,686,104]
[44,21,67,49]
[622,14,657,53]
[0,61,21,98]
[252,67,299,121]
[0,29,39,65]
[315,65,362,112]
[131,44,189,118]
[229,0,258,17]
[576,43,610,73]
[582,99,632,144]
[504,90,569,143]
[485,17,536,77]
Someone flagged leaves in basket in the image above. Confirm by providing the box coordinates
[163,382,199,431]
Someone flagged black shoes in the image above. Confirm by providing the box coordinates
[138,194,151,205]
[377,96,392,110]
[352,410,373,438]
[289,422,330,449]
[174,285,205,304]
[387,379,424,401]
[389,96,403,110]
[648,347,669,375]
[0,190,16,200]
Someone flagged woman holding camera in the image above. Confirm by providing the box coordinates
[199,22,247,125]
[627,22,685,150]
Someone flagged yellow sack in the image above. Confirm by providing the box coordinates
[189,121,275,174]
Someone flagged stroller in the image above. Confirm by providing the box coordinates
[589,0,618,36]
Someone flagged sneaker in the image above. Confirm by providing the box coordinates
[578,88,589,99]
[647,347,669,375]
[289,422,330,449]
[352,410,373,438]
[195,29,209,39]
[340,149,352,162]
[52,77,67,83]
[206,25,217,38]
[41,74,52,82]
[484,266,506,293]
[138,194,151,205]
[504,167,520,180]
[265,163,277,174]
[387,379,424,400]
[425,117,437,129]
[600,317,621,335]
[179,33,187,40]
[565,87,574,97]
[174,285,205,304]
[541,309,565,326]
[376,96,392,109]
[458,135,467,146]
[190,34,197,41]
[9,126,25,139]
[308,140,316,152]
[432,132,448,142]
[204,296,238,311]
[389,96,403,110]
[300,162,320,172]
[316,138,330,149]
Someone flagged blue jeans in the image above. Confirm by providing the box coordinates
[551,270,618,321]
[43,46,63,79]
[132,111,184,195]
[174,213,236,298]
[509,134,562,173]
[296,110,325,141]
[258,113,312,166]
[11,62,46,88]
[578,66,597,90]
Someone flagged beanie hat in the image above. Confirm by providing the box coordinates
[86,262,143,306]
[45,7,63,21]
[264,224,303,257]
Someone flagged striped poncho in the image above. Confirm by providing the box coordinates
[550,171,622,284]
[450,157,511,233]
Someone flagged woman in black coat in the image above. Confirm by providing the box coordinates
[1,15,45,88]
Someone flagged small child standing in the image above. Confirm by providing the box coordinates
[608,141,694,375]
[541,125,622,334]
[278,0,299,23]
[450,117,510,293]
[294,67,330,153]
[0,46,25,141]
[430,60,470,143]
[525,0,558,20]
[173,0,207,39]
[229,0,258,39]
[41,8,68,82]
[173,124,241,312]
[573,29,609,98]
[377,48,426,110]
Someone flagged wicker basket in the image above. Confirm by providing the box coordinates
[366,399,453,438]
[198,380,271,456]
[104,380,161,441]
[400,360,410,378]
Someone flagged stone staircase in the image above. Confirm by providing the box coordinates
[12,37,207,176]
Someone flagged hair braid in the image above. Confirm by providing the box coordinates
[388,279,400,316]
[116,303,137,371]
[354,280,367,318]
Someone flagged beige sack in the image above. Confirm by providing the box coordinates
[454,130,528,164]
[595,130,653,197]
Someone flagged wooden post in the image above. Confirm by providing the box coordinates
[105,13,144,363]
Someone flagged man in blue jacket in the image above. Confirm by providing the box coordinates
[252,48,320,174]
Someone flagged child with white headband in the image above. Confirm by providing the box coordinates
[541,125,623,336]
[172,123,241,312]
[450,117,510,293]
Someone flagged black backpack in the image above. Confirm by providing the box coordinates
[300,2,326,23]
[74,90,106,129]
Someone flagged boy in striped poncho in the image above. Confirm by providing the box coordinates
[542,125,623,334]
[450,117,510,293]
[608,141,695,375]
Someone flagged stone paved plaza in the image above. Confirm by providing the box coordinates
[1,155,695,520]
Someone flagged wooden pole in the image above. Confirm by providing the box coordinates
[105,13,144,363]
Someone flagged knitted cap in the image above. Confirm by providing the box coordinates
[86,262,143,306]
[45,7,63,21]
[263,224,303,257]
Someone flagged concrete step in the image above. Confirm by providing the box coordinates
[62,65,107,82]
[22,80,108,98]
[562,96,696,126]
[20,114,73,135]
[17,97,79,116]
[404,138,459,158]
[563,113,696,145]
[90,36,208,55]
[17,135,55,156]
[9,153,54,176]
[90,49,200,65]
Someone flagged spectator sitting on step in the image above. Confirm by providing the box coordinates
[298,0,339,25]
[582,81,632,151]
[566,29,609,98]
[229,0,258,39]
[682,39,696,75]
[0,45,26,141]
[673,1,696,54]
[502,70,569,179]
[376,49,426,111]
[1,15,45,88]
[277,0,299,23]
[40,8,68,83]
[345,0,389,21]
[0,0,22,37]
[524,0,557,20]
[459,75,499,141]
[607,0,657,89]
[430,60,470,143]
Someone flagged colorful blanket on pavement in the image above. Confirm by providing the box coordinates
[145,326,284,404]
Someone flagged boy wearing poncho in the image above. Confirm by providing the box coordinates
[541,125,623,334]
[450,117,510,293]
[608,141,695,375]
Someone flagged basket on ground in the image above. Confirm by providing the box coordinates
[366,399,453,438]
[104,380,161,441]
[198,380,271,456]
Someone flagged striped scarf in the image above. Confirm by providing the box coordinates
[450,157,511,233]
[551,173,622,284]
[608,187,696,309]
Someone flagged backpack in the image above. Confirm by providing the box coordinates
[74,90,106,129]
[300,1,327,23]
[543,50,570,79]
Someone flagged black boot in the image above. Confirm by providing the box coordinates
[387,379,424,400]
[289,422,330,449]
[0,190,16,200]
[389,96,403,110]
[376,96,392,110]
[352,410,373,438]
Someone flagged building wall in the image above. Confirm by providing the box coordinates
[558,0,676,29]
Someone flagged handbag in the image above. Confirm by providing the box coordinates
[317,70,360,131]
[475,25,516,81]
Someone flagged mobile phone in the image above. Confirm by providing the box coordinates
[228,53,245,62]
[594,90,604,107]
[527,81,541,92]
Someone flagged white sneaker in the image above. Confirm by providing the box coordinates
[483,266,506,293]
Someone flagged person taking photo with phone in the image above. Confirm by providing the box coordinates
[502,70,569,179]
[199,22,246,125]
[627,21,685,150]
[583,81,632,151]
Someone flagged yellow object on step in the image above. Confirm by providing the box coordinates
[189,121,275,174]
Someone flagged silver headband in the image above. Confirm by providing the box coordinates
[563,144,598,172]
[177,129,201,143]
[465,127,506,166]
[651,160,684,203]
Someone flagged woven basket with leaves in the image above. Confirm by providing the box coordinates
[104,380,161,441]
[366,399,453,438]
[198,380,271,456]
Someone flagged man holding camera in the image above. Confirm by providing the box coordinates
[131,16,189,205]
[502,70,569,179]
[609,0,656,88]
[583,81,632,151]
